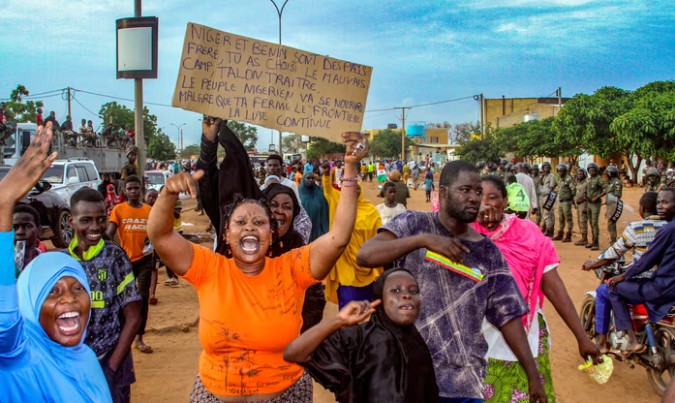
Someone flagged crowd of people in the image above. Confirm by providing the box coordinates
[1,120,674,403]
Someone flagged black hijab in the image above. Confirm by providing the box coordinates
[371,268,439,403]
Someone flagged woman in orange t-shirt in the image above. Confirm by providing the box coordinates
[147,124,370,403]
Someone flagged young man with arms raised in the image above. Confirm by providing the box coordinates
[357,160,546,403]
[106,175,153,354]
[66,188,141,402]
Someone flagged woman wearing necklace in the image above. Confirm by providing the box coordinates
[148,131,369,403]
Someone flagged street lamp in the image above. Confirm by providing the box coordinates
[270,0,291,154]
[170,122,185,154]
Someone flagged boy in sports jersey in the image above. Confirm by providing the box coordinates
[106,175,154,354]
[67,188,141,402]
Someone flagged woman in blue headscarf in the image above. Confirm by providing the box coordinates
[298,171,329,243]
[0,122,111,402]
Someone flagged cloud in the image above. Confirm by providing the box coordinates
[467,0,595,8]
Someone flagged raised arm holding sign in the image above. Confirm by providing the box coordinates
[172,23,373,142]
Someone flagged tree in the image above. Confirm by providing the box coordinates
[611,81,675,176]
[226,120,258,151]
[3,85,44,122]
[98,102,160,145]
[306,137,345,159]
[553,88,633,173]
[180,144,200,159]
[582,86,633,157]
[451,121,481,143]
[147,131,176,161]
[369,129,413,160]
[454,133,501,164]
[282,134,303,155]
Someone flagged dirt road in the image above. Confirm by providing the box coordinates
[131,179,660,402]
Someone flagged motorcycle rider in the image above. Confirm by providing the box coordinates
[582,192,666,353]
[606,188,675,353]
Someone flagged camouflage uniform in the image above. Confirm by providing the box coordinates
[606,177,623,244]
[539,172,558,236]
[534,174,544,227]
[644,167,661,192]
[556,173,575,241]
[574,176,589,245]
[586,175,606,249]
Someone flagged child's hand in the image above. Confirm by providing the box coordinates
[336,299,381,326]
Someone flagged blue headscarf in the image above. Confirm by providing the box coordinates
[1,251,111,402]
[298,172,329,242]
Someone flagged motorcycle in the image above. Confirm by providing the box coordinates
[579,260,675,396]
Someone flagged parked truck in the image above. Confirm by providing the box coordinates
[1,122,127,176]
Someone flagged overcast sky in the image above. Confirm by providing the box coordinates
[1,0,672,151]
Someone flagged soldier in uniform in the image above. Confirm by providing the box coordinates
[585,162,606,251]
[553,164,575,242]
[574,168,590,246]
[539,161,558,237]
[643,167,661,192]
[497,158,508,179]
[532,164,543,227]
[605,165,623,245]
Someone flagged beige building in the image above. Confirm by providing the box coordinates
[484,96,569,130]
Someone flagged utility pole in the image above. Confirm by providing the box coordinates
[557,87,562,115]
[66,87,72,120]
[134,0,146,183]
[397,107,411,161]
[479,93,485,138]
[270,0,290,156]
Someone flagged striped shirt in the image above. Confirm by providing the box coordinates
[600,216,667,262]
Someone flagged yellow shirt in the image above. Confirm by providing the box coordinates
[322,175,383,303]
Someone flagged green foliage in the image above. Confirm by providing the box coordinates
[582,86,632,157]
[281,133,303,155]
[98,102,159,145]
[306,137,345,159]
[454,133,501,164]
[496,117,582,162]
[369,129,413,159]
[147,131,176,161]
[180,144,200,159]
[226,120,258,151]
[3,85,44,122]
[611,81,675,161]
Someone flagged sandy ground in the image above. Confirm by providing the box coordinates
[130,178,661,403]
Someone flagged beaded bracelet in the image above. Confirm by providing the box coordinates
[339,176,359,182]
[341,182,359,188]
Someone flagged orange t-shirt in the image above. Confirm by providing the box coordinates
[109,202,152,262]
[183,243,319,396]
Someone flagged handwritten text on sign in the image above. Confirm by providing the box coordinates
[172,23,373,141]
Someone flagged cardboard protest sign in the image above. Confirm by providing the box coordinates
[172,23,373,142]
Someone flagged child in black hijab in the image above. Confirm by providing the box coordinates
[284,268,439,402]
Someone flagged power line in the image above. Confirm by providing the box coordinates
[365,94,477,113]
[72,88,173,108]
[72,94,99,117]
